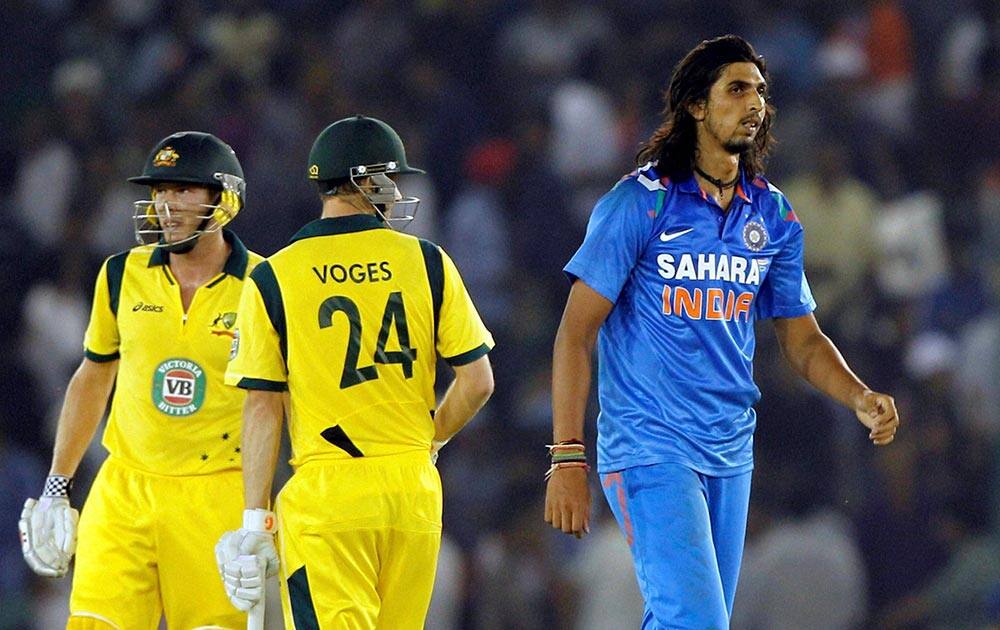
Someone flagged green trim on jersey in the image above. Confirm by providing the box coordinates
[227,222,494,465]
[221,230,250,278]
[289,215,386,243]
[106,251,129,316]
[236,377,288,392]
[147,229,250,279]
[418,239,443,337]
[85,349,120,363]
[444,342,491,366]
[84,236,265,476]
[288,567,320,628]
[249,261,288,360]
[148,244,168,267]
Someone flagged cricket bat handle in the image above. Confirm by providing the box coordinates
[244,554,266,630]
[247,598,265,630]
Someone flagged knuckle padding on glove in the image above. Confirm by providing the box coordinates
[20,498,74,577]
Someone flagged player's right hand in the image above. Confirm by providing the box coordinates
[19,496,79,577]
[215,509,279,612]
[544,466,592,539]
[854,389,899,446]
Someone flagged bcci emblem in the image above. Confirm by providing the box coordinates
[742,220,768,252]
[308,164,320,179]
[153,146,180,167]
[152,358,206,416]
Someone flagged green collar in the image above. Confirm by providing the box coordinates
[289,214,386,243]
[147,228,250,279]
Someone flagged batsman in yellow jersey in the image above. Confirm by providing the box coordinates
[216,115,495,628]
[19,131,263,629]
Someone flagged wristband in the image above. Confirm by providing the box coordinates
[243,508,277,533]
[42,475,73,498]
[545,461,590,480]
[545,441,588,479]
[547,441,586,463]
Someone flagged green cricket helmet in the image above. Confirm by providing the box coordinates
[307,116,424,228]
[128,131,246,251]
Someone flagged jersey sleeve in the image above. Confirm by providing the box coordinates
[563,180,649,303]
[225,262,288,390]
[436,248,495,366]
[754,213,817,320]
[83,254,123,362]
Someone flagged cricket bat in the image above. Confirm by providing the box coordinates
[242,555,266,630]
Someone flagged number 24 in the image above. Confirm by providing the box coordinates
[318,291,416,389]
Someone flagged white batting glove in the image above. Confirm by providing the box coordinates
[19,476,79,578]
[215,509,279,612]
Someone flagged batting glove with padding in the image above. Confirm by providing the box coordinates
[215,508,279,612]
[19,476,78,578]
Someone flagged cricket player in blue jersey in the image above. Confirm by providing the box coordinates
[544,35,900,629]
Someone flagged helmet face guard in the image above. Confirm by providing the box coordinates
[132,172,245,249]
[349,162,419,230]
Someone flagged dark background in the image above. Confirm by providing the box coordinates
[1,1,998,628]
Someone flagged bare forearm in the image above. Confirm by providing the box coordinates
[551,328,593,443]
[545,281,608,539]
[434,358,493,442]
[785,331,868,408]
[242,390,284,510]
[774,314,899,443]
[50,360,117,477]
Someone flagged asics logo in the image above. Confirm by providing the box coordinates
[133,301,164,313]
[660,228,693,242]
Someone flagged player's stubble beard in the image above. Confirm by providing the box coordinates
[160,189,225,253]
[721,120,757,154]
[723,135,754,154]
[158,208,204,254]
[703,110,756,156]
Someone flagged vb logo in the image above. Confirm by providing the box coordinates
[163,371,195,403]
[152,358,205,416]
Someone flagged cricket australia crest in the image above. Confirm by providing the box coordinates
[153,146,180,167]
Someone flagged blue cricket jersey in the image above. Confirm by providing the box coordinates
[565,162,816,476]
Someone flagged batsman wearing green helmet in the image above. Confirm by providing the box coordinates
[20,131,265,629]
[215,116,495,627]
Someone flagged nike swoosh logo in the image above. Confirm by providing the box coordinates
[660,228,693,242]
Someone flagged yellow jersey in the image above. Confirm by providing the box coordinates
[84,230,263,475]
[225,214,494,466]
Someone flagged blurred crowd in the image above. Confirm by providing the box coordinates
[1,0,999,628]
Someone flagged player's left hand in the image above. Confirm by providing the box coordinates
[19,496,79,577]
[215,509,279,612]
[544,466,592,539]
[854,389,899,446]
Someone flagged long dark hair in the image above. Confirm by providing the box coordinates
[636,35,775,179]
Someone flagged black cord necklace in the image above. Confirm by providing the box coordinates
[694,164,738,196]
